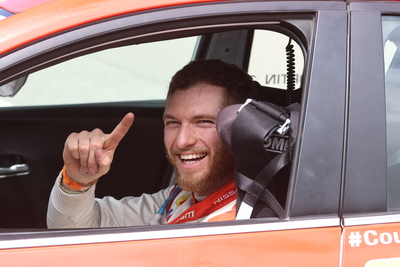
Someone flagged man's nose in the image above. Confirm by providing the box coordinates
[176,124,196,148]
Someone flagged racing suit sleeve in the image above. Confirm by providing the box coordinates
[47,172,172,228]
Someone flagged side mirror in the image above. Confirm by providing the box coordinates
[0,77,27,97]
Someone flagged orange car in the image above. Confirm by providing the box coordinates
[1,0,400,266]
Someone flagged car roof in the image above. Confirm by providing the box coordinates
[0,0,395,56]
[0,0,222,55]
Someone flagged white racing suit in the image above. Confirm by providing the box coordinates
[47,173,236,228]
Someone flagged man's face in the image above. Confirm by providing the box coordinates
[163,83,235,197]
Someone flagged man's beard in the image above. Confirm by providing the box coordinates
[166,145,235,195]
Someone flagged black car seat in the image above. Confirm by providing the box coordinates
[216,98,300,220]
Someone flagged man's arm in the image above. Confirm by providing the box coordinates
[47,172,100,228]
[47,172,173,228]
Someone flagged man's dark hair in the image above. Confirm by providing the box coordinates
[167,59,256,106]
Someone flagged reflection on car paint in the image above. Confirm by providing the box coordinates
[365,258,400,267]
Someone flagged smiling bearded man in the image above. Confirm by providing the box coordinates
[47,59,256,228]
[164,83,236,198]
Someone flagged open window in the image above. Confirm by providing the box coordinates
[0,24,306,229]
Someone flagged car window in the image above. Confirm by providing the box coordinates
[0,27,307,228]
[0,30,305,108]
[248,29,304,90]
[383,16,400,211]
[0,37,198,107]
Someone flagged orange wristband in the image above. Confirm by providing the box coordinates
[62,165,95,191]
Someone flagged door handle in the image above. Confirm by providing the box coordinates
[0,156,30,178]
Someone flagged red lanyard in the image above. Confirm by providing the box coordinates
[165,180,236,224]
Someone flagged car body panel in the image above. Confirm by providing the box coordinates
[0,0,55,13]
[0,0,400,265]
[343,216,400,266]
[0,219,341,266]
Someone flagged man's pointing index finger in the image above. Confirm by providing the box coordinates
[105,113,135,149]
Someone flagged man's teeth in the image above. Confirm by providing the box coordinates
[180,153,206,164]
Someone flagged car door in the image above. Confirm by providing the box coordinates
[342,2,400,266]
[0,1,347,265]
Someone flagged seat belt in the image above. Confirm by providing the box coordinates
[228,99,300,219]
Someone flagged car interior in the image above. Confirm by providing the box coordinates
[0,25,305,229]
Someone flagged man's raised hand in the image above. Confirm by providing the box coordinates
[62,113,134,187]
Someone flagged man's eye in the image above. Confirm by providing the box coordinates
[165,121,179,126]
[198,120,214,125]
